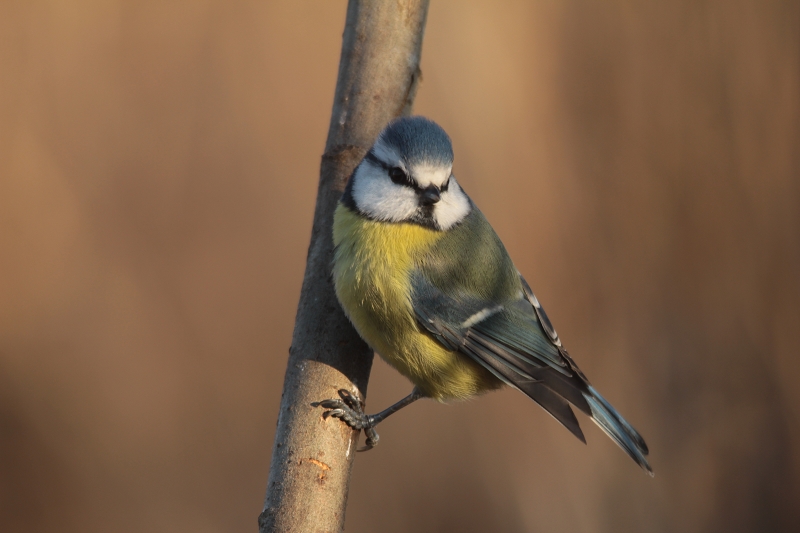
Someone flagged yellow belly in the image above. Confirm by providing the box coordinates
[332,204,502,401]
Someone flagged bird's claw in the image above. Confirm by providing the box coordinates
[358,427,380,452]
[321,408,345,420]
[312,389,381,450]
[337,389,364,411]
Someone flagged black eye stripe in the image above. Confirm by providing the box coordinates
[365,151,399,175]
[364,151,390,170]
[389,166,413,187]
[365,151,416,189]
[364,151,450,193]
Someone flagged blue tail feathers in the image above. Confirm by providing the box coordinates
[584,385,653,475]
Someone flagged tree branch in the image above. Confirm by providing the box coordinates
[259,2,430,532]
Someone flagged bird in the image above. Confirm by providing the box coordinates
[312,116,652,475]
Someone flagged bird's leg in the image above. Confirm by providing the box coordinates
[311,388,423,451]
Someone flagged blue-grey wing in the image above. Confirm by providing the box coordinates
[411,269,652,473]
[410,269,589,442]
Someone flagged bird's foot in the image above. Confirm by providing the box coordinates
[311,389,380,451]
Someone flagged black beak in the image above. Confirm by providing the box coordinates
[420,186,441,206]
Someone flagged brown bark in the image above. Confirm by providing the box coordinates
[259,2,430,532]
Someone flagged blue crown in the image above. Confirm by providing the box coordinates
[380,116,454,167]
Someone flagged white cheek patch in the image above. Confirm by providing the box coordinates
[412,164,453,188]
[352,163,418,222]
[433,178,471,230]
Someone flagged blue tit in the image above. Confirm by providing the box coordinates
[313,116,652,474]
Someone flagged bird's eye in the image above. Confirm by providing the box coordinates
[388,167,409,186]
[441,177,451,192]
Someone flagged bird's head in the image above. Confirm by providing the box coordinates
[345,116,471,230]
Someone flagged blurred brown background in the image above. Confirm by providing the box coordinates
[1,1,798,532]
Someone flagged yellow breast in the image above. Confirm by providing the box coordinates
[332,204,502,400]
